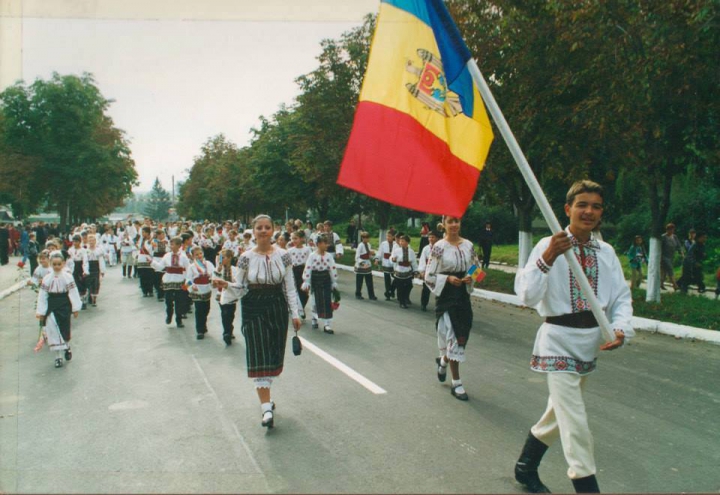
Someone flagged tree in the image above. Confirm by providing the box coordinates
[0,72,138,227]
[143,177,172,221]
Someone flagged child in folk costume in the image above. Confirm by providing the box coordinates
[302,235,339,334]
[288,231,312,318]
[46,240,73,274]
[152,229,169,301]
[513,181,632,494]
[27,250,51,288]
[186,246,215,340]
[424,216,481,402]
[36,251,82,368]
[85,234,106,307]
[67,234,90,310]
[100,227,118,266]
[418,230,441,312]
[239,231,254,255]
[323,220,344,259]
[275,232,290,250]
[200,226,218,264]
[212,248,239,346]
[151,237,190,328]
[216,214,301,429]
[354,231,377,300]
[135,226,155,297]
[391,234,418,309]
[376,229,397,300]
[119,229,136,278]
[222,229,240,264]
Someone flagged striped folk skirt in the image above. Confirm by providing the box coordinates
[311,270,333,319]
[241,285,289,378]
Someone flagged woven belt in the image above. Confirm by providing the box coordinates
[165,267,184,274]
[248,283,281,289]
[545,311,598,328]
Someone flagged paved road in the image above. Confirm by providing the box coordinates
[1,267,718,494]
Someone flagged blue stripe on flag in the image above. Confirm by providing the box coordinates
[382,0,476,117]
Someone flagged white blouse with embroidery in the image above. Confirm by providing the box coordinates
[288,245,312,267]
[86,246,107,274]
[514,229,634,375]
[186,259,215,295]
[36,271,82,314]
[354,242,374,271]
[67,246,89,275]
[424,239,479,296]
[227,248,300,319]
[391,245,418,275]
[301,252,339,291]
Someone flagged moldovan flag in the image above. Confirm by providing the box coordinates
[337,0,493,217]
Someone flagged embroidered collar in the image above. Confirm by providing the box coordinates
[565,227,600,251]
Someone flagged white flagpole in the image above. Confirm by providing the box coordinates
[467,59,616,343]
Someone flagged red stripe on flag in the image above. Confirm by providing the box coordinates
[337,101,480,217]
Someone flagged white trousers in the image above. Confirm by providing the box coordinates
[531,372,596,479]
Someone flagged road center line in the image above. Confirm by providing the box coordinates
[299,337,387,395]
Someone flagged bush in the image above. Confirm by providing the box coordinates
[614,209,652,251]
[463,203,518,244]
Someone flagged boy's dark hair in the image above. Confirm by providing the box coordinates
[181,232,193,242]
[294,230,306,239]
[170,237,183,246]
[72,234,81,242]
[429,230,442,238]
[566,180,604,205]
[141,226,152,235]
[400,234,411,243]
[316,234,329,245]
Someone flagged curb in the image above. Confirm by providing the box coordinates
[336,264,720,345]
[0,280,28,301]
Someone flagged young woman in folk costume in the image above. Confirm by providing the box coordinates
[151,236,190,328]
[216,215,301,429]
[100,226,118,267]
[424,216,480,402]
[36,251,82,368]
[301,235,339,334]
[213,248,239,346]
[185,246,215,340]
[67,234,90,310]
[391,234,418,309]
[85,234,106,307]
[354,231,377,300]
[288,230,312,319]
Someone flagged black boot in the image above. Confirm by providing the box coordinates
[122,266,127,277]
[515,432,551,493]
[571,475,599,494]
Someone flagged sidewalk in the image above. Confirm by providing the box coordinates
[0,255,32,299]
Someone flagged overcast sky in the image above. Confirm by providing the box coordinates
[20,15,370,192]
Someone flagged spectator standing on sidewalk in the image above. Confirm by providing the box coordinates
[0,223,9,265]
[678,232,707,294]
[478,221,493,270]
[626,235,648,289]
[660,223,684,291]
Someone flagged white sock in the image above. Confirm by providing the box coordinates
[261,402,274,414]
[452,379,465,394]
[55,350,63,359]
[439,356,448,368]
[324,319,332,328]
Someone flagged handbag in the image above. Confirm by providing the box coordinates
[292,331,302,356]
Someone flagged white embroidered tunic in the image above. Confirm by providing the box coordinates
[67,246,89,275]
[424,239,479,297]
[30,265,51,287]
[37,271,82,314]
[301,252,339,291]
[288,246,312,267]
[186,259,215,298]
[377,240,396,270]
[227,249,300,319]
[418,243,433,275]
[391,246,418,277]
[514,229,634,375]
[213,265,240,304]
[354,242,374,273]
[152,251,190,284]
[86,246,107,274]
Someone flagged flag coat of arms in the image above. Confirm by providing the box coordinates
[337,0,493,217]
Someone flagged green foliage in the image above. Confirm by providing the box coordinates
[0,72,138,225]
[462,203,518,244]
[143,177,172,221]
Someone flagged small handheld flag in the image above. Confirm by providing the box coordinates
[467,264,485,283]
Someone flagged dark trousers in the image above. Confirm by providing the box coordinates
[481,244,492,269]
[383,271,395,297]
[219,302,237,337]
[355,273,376,298]
[293,265,309,313]
[0,245,8,265]
[164,289,183,323]
[421,284,431,308]
[395,277,413,304]
[29,256,38,277]
[153,271,165,299]
[138,267,154,296]
[194,300,211,334]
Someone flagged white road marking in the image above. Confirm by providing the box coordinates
[299,337,387,395]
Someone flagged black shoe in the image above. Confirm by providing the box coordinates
[421,305,427,312]
[166,316,172,324]
[323,326,334,334]
[223,335,232,346]
[369,296,378,300]
[515,432,551,493]
[355,294,364,300]
[451,385,469,401]
[311,322,319,330]
[435,357,447,383]
[55,358,63,368]
[81,303,87,310]
[571,475,599,493]
[231,335,236,339]
[261,410,274,429]
[177,322,185,328]
[384,291,390,300]
[64,349,72,361]
[400,303,408,309]
[196,333,204,340]
[158,298,165,302]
